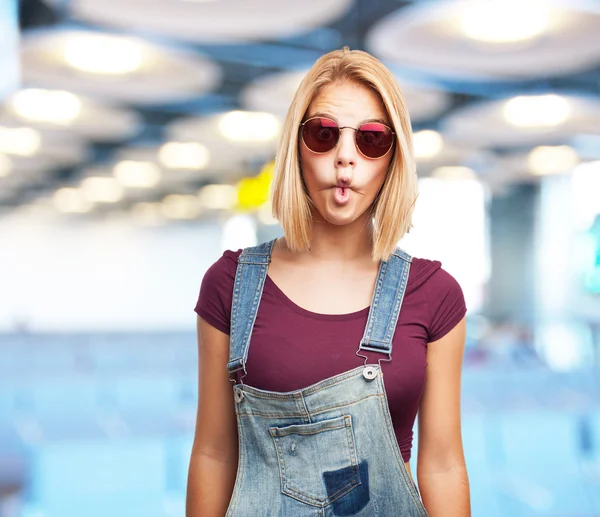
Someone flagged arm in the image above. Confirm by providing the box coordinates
[186,316,239,517]
[417,316,471,516]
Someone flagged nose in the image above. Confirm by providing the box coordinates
[334,127,357,170]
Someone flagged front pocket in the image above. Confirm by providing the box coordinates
[269,415,361,507]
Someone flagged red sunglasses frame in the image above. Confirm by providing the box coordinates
[299,116,396,159]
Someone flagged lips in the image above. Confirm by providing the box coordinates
[333,186,350,205]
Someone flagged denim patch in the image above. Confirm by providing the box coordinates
[323,460,370,515]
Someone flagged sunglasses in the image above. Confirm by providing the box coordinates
[300,116,395,159]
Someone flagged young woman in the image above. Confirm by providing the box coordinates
[187,48,470,516]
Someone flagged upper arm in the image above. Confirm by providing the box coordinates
[417,316,467,474]
[192,315,238,461]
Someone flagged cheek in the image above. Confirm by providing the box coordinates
[367,159,391,193]
[300,148,328,190]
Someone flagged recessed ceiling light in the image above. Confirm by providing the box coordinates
[63,33,143,75]
[413,130,443,159]
[161,194,201,219]
[53,188,94,213]
[504,95,571,128]
[81,177,124,203]
[158,142,210,169]
[528,145,579,176]
[198,184,238,210]
[459,0,550,44]
[0,127,41,156]
[113,160,161,188]
[12,89,81,124]
[219,111,279,142]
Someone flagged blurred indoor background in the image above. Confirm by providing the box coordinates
[0,0,599,516]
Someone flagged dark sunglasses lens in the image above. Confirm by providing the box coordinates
[302,118,339,153]
[356,123,394,158]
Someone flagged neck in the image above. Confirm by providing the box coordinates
[296,212,376,263]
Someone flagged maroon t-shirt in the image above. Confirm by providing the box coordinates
[195,249,466,462]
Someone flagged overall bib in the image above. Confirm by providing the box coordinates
[225,239,429,517]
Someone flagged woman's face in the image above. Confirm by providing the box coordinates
[299,80,393,227]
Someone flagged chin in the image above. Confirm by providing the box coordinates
[325,215,358,226]
[321,207,364,227]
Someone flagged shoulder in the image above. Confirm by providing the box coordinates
[407,257,461,294]
[203,249,242,285]
[407,256,466,342]
[195,248,243,334]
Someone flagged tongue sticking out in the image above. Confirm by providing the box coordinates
[334,186,350,205]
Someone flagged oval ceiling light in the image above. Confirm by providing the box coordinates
[0,154,12,177]
[3,89,140,142]
[63,33,143,75]
[158,142,210,170]
[442,94,600,148]
[22,29,222,104]
[12,89,81,124]
[53,187,94,213]
[0,127,41,156]
[366,0,600,80]
[161,194,201,220]
[81,176,124,203]
[50,0,352,44]
[504,95,571,128]
[241,69,451,125]
[198,184,238,210]
[218,111,279,142]
[113,160,161,188]
[528,145,579,175]
[460,0,550,43]
[413,130,444,159]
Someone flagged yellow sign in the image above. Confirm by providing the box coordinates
[236,160,274,211]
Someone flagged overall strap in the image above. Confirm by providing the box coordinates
[358,247,412,357]
[227,239,276,376]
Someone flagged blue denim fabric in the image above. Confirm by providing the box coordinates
[226,239,428,516]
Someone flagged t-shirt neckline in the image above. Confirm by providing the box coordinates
[265,274,370,321]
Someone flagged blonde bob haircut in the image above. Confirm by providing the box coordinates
[271,47,418,262]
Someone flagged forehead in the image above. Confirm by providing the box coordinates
[307,81,389,124]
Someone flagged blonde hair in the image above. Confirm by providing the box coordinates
[271,47,418,262]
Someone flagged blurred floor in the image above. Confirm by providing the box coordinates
[0,329,599,517]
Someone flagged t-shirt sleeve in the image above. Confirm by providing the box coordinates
[426,267,467,342]
[194,250,239,335]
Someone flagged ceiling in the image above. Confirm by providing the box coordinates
[2,0,599,223]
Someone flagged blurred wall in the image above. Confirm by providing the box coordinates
[0,215,223,332]
[487,184,538,324]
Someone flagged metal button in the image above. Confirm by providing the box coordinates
[234,389,245,403]
[363,366,378,381]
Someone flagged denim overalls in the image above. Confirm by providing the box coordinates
[225,239,428,517]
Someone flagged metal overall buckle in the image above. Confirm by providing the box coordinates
[229,363,248,402]
[355,349,392,381]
